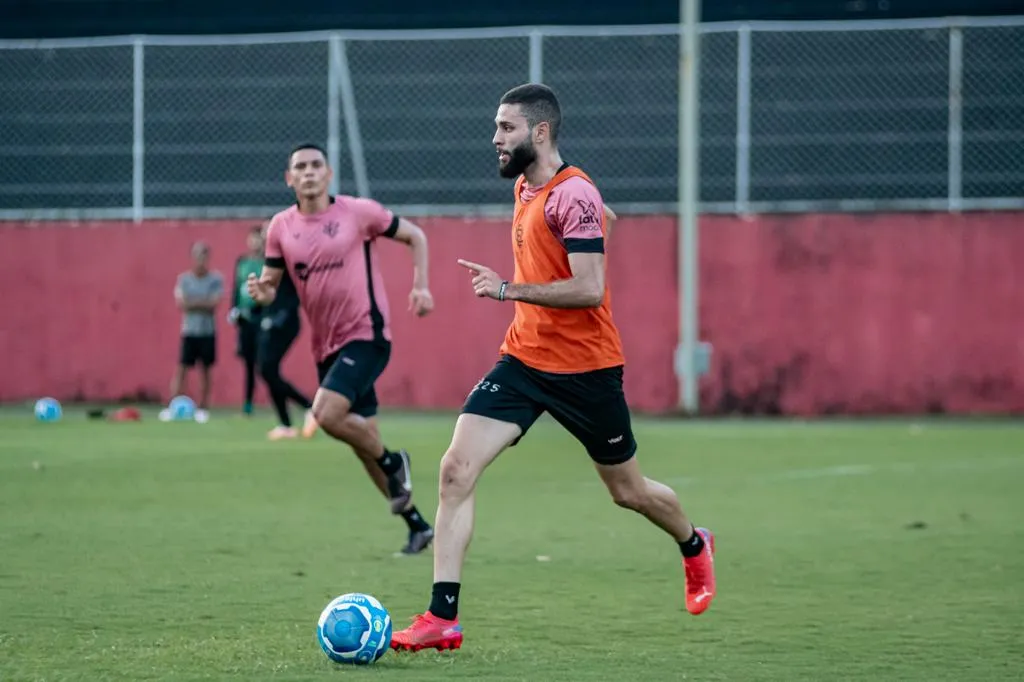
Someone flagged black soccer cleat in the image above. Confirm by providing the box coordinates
[386,448,414,515]
[398,527,434,556]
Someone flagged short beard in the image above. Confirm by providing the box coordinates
[498,139,537,179]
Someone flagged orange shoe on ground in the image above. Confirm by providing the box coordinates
[684,527,716,615]
[390,612,463,652]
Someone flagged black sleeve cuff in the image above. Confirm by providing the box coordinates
[265,256,286,268]
[565,237,605,254]
[382,215,400,238]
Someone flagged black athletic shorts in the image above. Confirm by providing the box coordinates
[461,354,637,465]
[180,335,216,368]
[316,340,391,417]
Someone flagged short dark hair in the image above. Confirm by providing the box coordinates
[288,143,328,167]
[499,83,562,142]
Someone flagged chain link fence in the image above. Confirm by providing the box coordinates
[962,24,1024,200]
[543,31,739,206]
[748,26,951,205]
[0,45,133,211]
[0,17,1021,219]
[144,40,329,209]
[346,36,529,206]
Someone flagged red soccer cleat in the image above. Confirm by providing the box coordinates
[684,527,716,615]
[390,612,463,652]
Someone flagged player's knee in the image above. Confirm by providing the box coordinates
[311,392,350,430]
[438,449,478,500]
[608,483,648,513]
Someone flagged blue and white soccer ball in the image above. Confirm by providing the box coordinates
[167,395,196,421]
[34,397,62,422]
[316,593,392,665]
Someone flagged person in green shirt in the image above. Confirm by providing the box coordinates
[229,225,266,415]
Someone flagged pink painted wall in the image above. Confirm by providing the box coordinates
[1,212,1021,415]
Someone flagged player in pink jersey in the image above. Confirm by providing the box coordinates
[248,144,435,555]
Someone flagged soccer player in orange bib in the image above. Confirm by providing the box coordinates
[391,84,716,652]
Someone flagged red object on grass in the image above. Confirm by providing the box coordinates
[109,407,141,422]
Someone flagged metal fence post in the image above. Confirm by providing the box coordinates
[735,24,752,214]
[132,36,145,222]
[334,37,370,198]
[529,30,544,83]
[327,34,341,195]
[677,0,701,413]
[948,25,964,212]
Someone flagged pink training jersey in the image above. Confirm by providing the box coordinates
[265,196,397,363]
[518,175,605,249]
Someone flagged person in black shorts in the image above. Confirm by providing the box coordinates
[247,143,437,556]
[391,84,716,653]
[172,241,224,424]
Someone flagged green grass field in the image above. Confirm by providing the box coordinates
[1,408,1022,681]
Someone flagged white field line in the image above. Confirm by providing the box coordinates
[661,456,1024,487]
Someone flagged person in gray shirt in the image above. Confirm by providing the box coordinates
[171,241,224,422]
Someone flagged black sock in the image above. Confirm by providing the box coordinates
[429,582,460,621]
[401,505,431,533]
[679,526,705,558]
[377,448,401,475]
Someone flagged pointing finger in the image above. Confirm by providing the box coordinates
[457,259,487,273]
